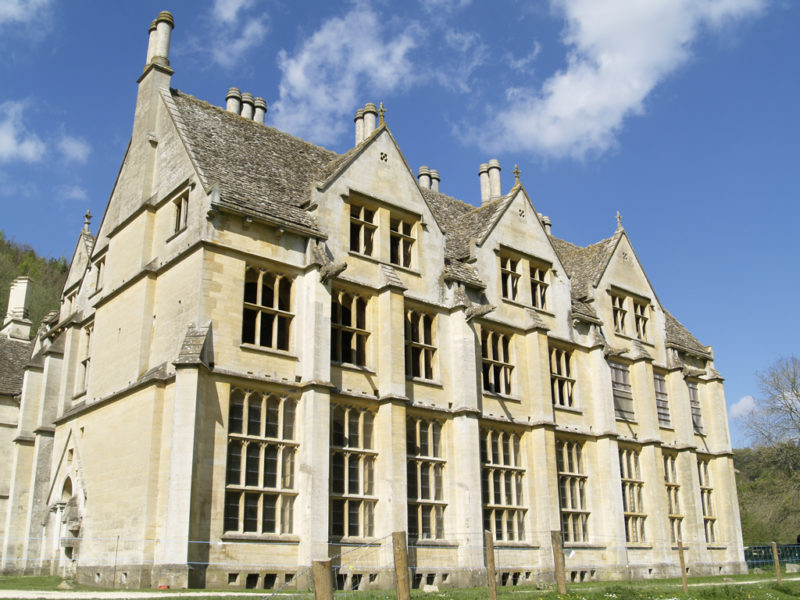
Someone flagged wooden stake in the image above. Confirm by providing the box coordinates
[312,559,333,600]
[484,531,498,600]
[677,540,688,594]
[551,530,567,595]
[772,541,783,585]
[392,531,411,600]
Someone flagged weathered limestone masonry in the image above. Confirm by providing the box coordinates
[0,10,745,591]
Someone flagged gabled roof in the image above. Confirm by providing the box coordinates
[0,336,32,396]
[664,310,710,357]
[550,232,620,300]
[166,90,344,234]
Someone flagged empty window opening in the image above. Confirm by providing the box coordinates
[227,573,238,585]
[263,574,277,589]
[242,267,293,350]
[481,328,513,395]
[245,574,259,589]
[350,204,376,256]
[331,289,369,366]
[390,217,415,268]
[550,346,575,408]
[405,309,436,380]
[407,417,446,540]
[481,428,526,542]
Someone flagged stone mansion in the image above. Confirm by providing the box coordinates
[0,10,745,591]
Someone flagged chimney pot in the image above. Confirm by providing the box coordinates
[253,97,267,123]
[153,11,175,66]
[354,108,365,145]
[2,276,32,340]
[225,88,242,114]
[363,103,378,137]
[418,166,431,189]
[240,92,254,120]
[487,158,502,199]
[146,20,158,65]
[479,163,490,205]
[430,169,440,193]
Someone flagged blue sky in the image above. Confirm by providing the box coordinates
[1,0,797,447]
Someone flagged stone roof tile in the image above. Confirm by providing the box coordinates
[0,336,32,396]
[664,311,710,357]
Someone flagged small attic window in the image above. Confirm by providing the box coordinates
[174,191,189,233]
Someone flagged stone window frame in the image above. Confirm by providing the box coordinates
[75,324,93,397]
[663,452,683,544]
[347,195,420,270]
[497,248,552,311]
[609,361,635,421]
[242,266,294,351]
[549,345,575,408]
[687,380,704,434]
[224,388,298,536]
[330,404,377,539]
[330,288,371,367]
[611,293,627,334]
[654,371,671,427]
[404,307,436,381]
[480,427,526,542]
[633,300,649,341]
[93,257,105,293]
[406,416,446,540]
[556,438,589,544]
[619,447,646,544]
[480,326,514,396]
[697,456,716,544]
[173,190,189,234]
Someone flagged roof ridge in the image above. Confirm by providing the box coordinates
[170,89,341,160]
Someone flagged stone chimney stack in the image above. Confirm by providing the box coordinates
[479,163,490,205]
[1,276,32,340]
[254,97,267,123]
[488,159,502,199]
[540,214,552,235]
[151,11,174,67]
[363,103,378,137]
[417,166,431,189]
[240,92,254,120]
[226,88,242,114]
[146,20,158,64]
[430,169,440,193]
[354,108,365,145]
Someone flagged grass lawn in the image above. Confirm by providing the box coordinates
[1,574,799,599]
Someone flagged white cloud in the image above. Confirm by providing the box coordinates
[212,0,253,24]
[271,4,418,145]
[204,0,268,68]
[57,135,90,164]
[730,394,756,419]
[420,0,471,13]
[473,0,765,158]
[433,29,489,93]
[507,41,542,74]
[0,0,51,25]
[55,184,88,201]
[0,101,45,163]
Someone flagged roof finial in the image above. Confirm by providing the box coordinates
[513,164,520,184]
[83,210,92,234]
[378,102,386,125]
[616,210,623,230]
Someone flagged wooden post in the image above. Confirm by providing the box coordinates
[677,540,688,594]
[551,530,567,595]
[312,559,333,600]
[772,541,783,585]
[392,531,411,600]
[484,531,498,600]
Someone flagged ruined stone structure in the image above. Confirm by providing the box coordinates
[0,10,745,590]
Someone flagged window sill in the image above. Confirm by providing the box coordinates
[615,416,638,424]
[706,544,727,550]
[493,541,539,549]
[240,343,298,360]
[554,405,583,415]
[658,424,675,431]
[500,297,554,316]
[221,533,300,544]
[348,250,421,276]
[329,536,382,546]
[408,539,459,548]
[166,226,187,244]
[626,543,653,550]
[563,543,607,550]
[611,331,654,347]
[482,390,521,403]
[406,377,444,389]
[332,362,376,375]
[72,390,87,401]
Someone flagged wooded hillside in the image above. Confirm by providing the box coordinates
[734,444,800,545]
[0,231,68,338]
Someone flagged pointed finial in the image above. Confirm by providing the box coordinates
[378,102,386,125]
[83,210,92,233]
[616,210,623,229]
[513,164,520,184]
